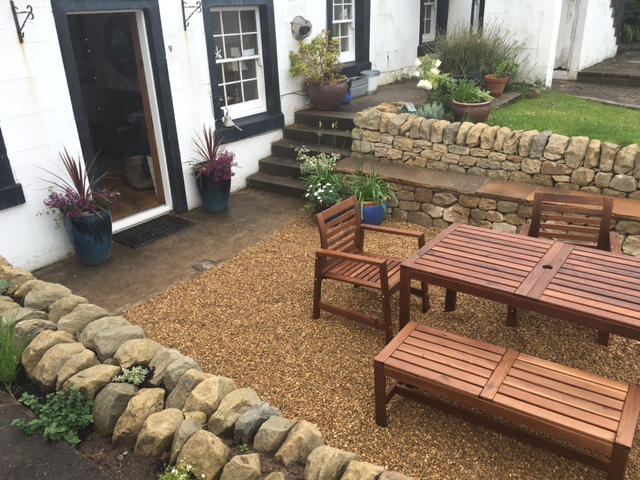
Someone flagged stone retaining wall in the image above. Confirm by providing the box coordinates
[0,259,413,480]
[350,104,640,257]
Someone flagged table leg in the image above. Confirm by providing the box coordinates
[598,330,610,346]
[444,289,457,312]
[399,265,411,330]
[507,305,519,327]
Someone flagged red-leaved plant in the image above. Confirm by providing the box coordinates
[192,126,238,182]
[41,148,121,226]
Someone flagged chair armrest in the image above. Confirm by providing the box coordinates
[610,231,622,254]
[361,224,425,240]
[315,248,386,267]
[519,224,531,236]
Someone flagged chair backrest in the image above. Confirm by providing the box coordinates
[316,197,364,253]
[527,192,614,250]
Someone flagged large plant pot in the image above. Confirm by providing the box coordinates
[197,176,231,213]
[306,77,349,111]
[484,74,509,98]
[361,201,388,226]
[63,210,112,266]
[451,99,493,123]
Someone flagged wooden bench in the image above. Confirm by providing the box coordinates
[374,322,640,479]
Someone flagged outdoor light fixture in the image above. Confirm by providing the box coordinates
[10,0,34,43]
[182,0,202,31]
[291,15,312,41]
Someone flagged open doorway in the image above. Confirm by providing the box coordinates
[65,11,166,222]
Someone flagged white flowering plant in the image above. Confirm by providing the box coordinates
[297,147,348,212]
[413,54,455,107]
[158,461,205,480]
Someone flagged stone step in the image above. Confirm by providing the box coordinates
[283,124,353,150]
[576,72,639,88]
[294,109,356,131]
[271,139,351,160]
[246,172,306,199]
[258,156,303,179]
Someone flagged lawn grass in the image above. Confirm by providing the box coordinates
[486,89,640,147]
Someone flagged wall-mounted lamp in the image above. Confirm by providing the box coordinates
[182,0,202,31]
[291,16,312,41]
[10,0,34,43]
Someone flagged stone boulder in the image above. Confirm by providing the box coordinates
[233,402,280,445]
[29,342,88,391]
[78,316,131,350]
[3,306,48,323]
[23,282,72,311]
[113,338,163,368]
[57,303,110,336]
[112,388,165,446]
[94,325,145,362]
[177,430,230,480]
[304,446,356,480]
[264,473,286,480]
[253,416,298,455]
[14,319,58,345]
[169,419,202,465]
[14,279,41,298]
[93,382,138,436]
[184,411,207,425]
[220,454,261,480]
[207,387,261,437]
[148,348,182,386]
[48,294,88,324]
[167,369,213,410]
[183,375,236,419]
[56,349,100,391]
[0,298,19,315]
[273,420,324,467]
[134,408,184,457]
[21,330,76,374]
[62,364,121,401]
[379,472,416,480]
[163,356,201,392]
[342,461,385,480]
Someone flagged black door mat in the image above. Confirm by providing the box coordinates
[113,215,193,248]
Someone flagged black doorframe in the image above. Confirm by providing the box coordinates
[51,0,187,213]
[326,0,371,78]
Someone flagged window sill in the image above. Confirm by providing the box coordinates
[0,183,26,210]
[216,111,284,144]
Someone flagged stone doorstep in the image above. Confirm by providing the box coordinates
[338,156,640,222]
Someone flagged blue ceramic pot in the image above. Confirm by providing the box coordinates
[362,201,388,226]
[197,176,231,213]
[63,210,112,266]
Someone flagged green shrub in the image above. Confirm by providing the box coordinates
[0,279,9,295]
[112,365,149,387]
[416,102,446,120]
[434,22,527,81]
[12,387,93,447]
[159,462,200,480]
[0,310,26,397]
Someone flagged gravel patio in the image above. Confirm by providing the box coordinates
[123,215,640,480]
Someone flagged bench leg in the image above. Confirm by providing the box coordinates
[598,330,610,346]
[382,292,393,343]
[444,289,457,312]
[607,444,630,480]
[312,258,322,319]
[507,305,519,327]
[374,360,388,427]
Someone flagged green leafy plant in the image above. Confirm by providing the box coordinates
[289,29,344,86]
[0,310,26,398]
[623,23,640,43]
[450,78,493,104]
[159,461,202,480]
[240,443,250,454]
[349,165,397,209]
[12,387,93,447]
[112,365,149,387]
[0,279,10,295]
[416,102,446,120]
[297,147,348,212]
[495,60,519,78]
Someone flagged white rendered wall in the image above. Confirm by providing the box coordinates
[574,0,618,72]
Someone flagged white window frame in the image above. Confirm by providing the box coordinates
[421,0,437,43]
[211,6,266,119]
[332,0,355,63]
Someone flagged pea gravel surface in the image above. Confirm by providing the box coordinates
[124,216,640,480]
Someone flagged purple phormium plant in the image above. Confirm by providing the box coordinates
[192,126,238,182]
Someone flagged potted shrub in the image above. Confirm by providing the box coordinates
[41,149,121,266]
[484,60,519,98]
[449,78,494,122]
[349,166,397,225]
[192,126,238,213]
[289,29,348,111]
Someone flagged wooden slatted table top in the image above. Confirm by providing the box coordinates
[401,223,640,340]
[376,322,637,455]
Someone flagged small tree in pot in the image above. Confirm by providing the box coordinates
[289,29,348,111]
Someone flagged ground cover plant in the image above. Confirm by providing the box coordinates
[487,89,640,147]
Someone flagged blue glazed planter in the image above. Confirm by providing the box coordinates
[197,177,231,213]
[63,210,112,266]
[362,201,388,226]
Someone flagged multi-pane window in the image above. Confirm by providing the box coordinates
[212,7,265,118]
[421,0,437,43]
[331,0,355,62]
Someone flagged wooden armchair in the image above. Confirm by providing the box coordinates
[313,197,428,343]
[509,192,622,343]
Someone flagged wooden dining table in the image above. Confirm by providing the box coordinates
[399,223,640,345]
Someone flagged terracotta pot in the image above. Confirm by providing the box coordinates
[484,74,509,98]
[451,99,493,123]
[306,77,349,111]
